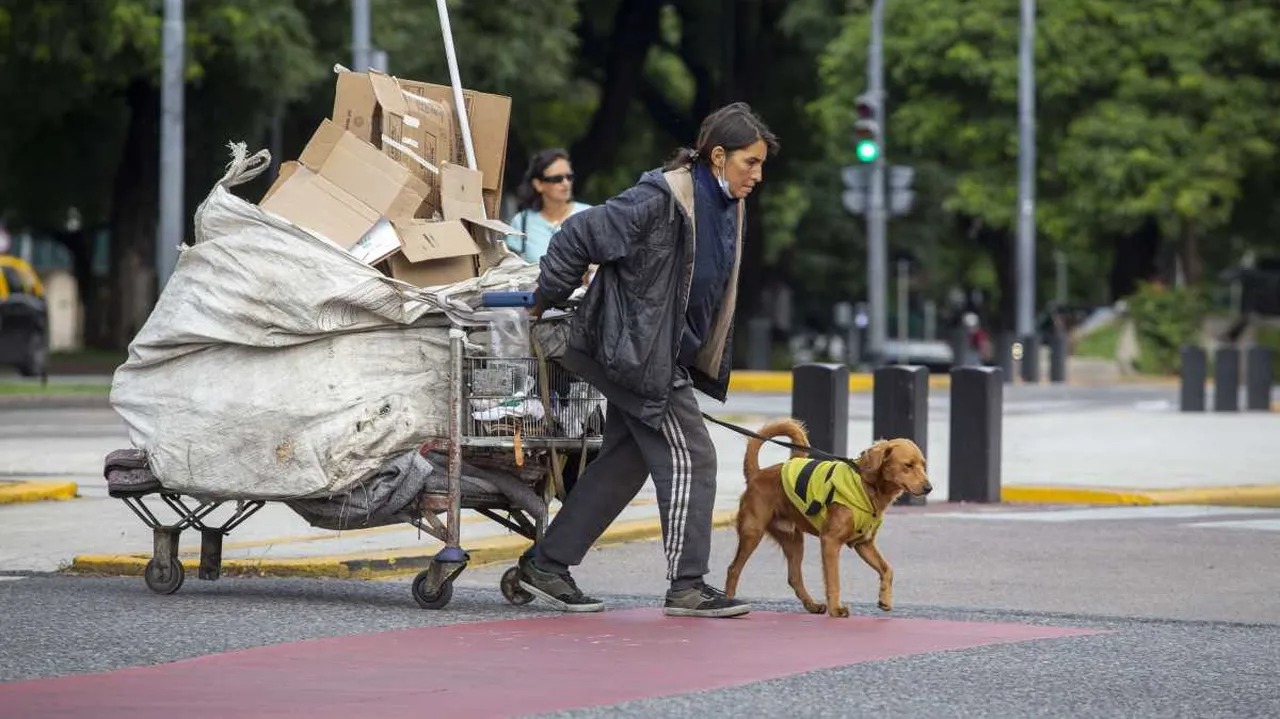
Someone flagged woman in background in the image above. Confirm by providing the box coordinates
[506,148,592,265]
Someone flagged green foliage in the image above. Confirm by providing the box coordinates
[1126,282,1207,375]
[0,0,322,229]
[1254,323,1280,382]
[810,0,1280,311]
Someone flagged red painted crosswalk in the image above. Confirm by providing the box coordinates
[0,609,1101,718]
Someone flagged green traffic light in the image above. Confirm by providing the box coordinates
[856,139,880,163]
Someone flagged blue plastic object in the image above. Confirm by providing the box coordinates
[480,291,536,308]
[435,546,469,564]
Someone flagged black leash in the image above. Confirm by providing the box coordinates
[699,412,861,468]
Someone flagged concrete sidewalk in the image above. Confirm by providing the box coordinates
[1,401,1277,580]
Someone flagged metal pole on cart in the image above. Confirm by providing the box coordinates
[435,0,476,569]
[435,0,484,217]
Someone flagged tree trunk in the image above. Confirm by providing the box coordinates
[568,0,663,196]
[963,216,1014,334]
[1108,216,1161,300]
[106,79,161,350]
[1181,222,1202,286]
[51,228,108,348]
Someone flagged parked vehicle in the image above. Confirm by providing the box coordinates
[0,255,48,378]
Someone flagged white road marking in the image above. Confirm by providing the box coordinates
[1183,519,1280,532]
[931,506,1278,522]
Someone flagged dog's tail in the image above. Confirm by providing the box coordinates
[744,418,811,478]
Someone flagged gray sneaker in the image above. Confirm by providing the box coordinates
[664,582,751,618]
[517,556,605,613]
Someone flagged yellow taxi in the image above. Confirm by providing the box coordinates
[0,255,48,377]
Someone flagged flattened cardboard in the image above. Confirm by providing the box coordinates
[331,70,454,209]
[440,163,519,236]
[387,252,476,288]
[261,165,379,249]
[397,80,510,196]
[380,166,519,288]
[259,119,429,250]
[262,161,299,203]
[393,219,480,264]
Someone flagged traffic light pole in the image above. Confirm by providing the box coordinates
[866,0,888,361]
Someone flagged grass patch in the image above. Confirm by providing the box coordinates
[1073,321,1119,360]
[0,383,110,397]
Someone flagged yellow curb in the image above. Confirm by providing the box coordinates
[68,510,740,581]
[729,371,949,394]
[1003,484,1280,508]
[0,480,78,505]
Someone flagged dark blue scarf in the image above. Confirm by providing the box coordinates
[678,163,738,368]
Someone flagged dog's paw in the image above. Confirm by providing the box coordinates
[803,601,826,614]
[828,604,850,618]
[877,600,892,612]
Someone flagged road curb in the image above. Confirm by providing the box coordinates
[0,480,79,505]
[1002,484,1280,508]
[67,510,741,580]
[724,370,1181,394]
[728,371,949,394]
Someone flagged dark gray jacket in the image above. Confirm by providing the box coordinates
[537,166,743,430]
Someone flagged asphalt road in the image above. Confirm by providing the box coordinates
[2,504,1277,717]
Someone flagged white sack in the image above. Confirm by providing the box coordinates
[109,143,538,500]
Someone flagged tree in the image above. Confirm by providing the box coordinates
[0,0,320,348]
[812,0,1280,329]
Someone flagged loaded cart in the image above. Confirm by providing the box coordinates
[101,0,607,609]
[106,292,604,610]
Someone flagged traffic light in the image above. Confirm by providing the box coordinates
[854,93,881,164]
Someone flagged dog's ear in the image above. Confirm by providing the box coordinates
[858,441,892,477]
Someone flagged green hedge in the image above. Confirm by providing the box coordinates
[1126,282,1207,375]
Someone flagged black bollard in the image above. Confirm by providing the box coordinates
[1214,346,1240,412]
[873,365,929,506]
[949,366,1003,503]
[1020,334,1041,384]
[1180,346,1206,412]
[791,363,849,457]
[1246,346,1274,411]
[1049,330,1068,384]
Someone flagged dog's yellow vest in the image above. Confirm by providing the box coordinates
[780,458,882,539]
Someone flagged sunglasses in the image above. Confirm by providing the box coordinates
[539,173,575,184]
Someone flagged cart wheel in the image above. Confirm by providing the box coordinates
[143,557,185,595]
[500,566,534,606]
[412,569,454,610]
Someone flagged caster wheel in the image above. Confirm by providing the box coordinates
[143,557,185,595]
[500,566,534,606]
[412,569,454,610]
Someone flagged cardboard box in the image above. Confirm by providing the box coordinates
[395,80,511,207]
[260,119,430,251]
[383,163,521,288]
[332,70,454,205]
[386,219,480,287]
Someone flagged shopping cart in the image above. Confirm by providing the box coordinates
[104,291,605,610]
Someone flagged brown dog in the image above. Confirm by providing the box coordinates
[724,418,931,618]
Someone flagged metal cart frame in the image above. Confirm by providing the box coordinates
[109,311,604,610]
